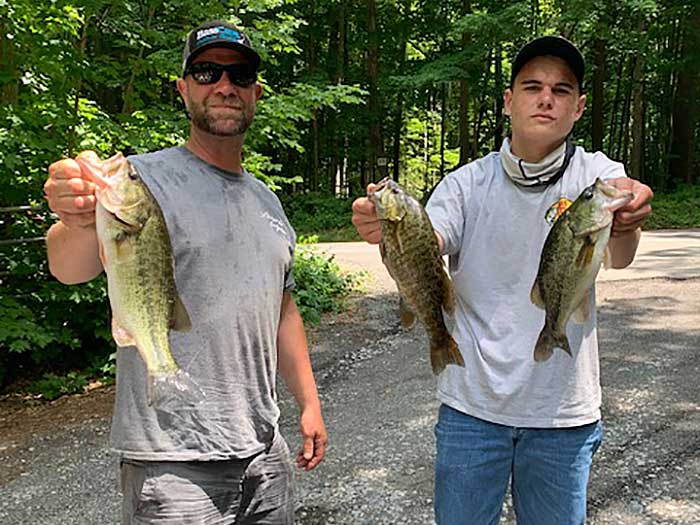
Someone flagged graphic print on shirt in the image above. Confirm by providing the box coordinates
[544,197,573,225]
[261,211,290,240]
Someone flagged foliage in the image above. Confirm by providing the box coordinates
[1,0,698,397]
[282,192,359,241]
[643,185,700,230]
[30,371,90,401]
[291,247,357,325]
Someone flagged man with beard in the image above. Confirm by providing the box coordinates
[43,20,326,524]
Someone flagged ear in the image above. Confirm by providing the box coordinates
[176,78,189,109]
[504,88,513,116]
[573,93,586,122]
[254,81,263,101]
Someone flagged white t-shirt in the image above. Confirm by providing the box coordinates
[426,146,626,428]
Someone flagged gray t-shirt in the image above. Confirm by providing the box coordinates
[426,147,626,428]
[109,146,296,461]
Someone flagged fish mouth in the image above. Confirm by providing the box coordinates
[369,177,406,221]
[108,210,136,228]
[597,179,634,212]
[102,207,141,233]
[605,194,634,212]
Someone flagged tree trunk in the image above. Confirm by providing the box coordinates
[67,18,90,157]
[307,1,320,191]
[367,0,385,183]
[392,16,407,183]
[669,2,700,187]
[0,13,18,105]
[122,6,155,115]
[439,84,446,179]
[608,57,624,157]
[621,76,632,167]
[327,3,345,194]
[591,37,606,152]
[630,21,647,181]
[493,41,504,151]
[458,0,472,165]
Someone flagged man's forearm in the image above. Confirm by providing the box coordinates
[277,294,321,413]
[46,221,103,284]
[608,227,641,269]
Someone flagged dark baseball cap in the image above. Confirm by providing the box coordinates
[510,36,585,91]
[182,20,261,75]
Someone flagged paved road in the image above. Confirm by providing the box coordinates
[1,230,699,524]
[316,229,700,284]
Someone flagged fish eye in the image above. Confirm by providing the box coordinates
[583,188,594,200]
[391,188,399,194]
[128,168,139,181]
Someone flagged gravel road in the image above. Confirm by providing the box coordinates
[1,237,699,525]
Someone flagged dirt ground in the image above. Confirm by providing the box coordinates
[1,271,699,524]
[0,383,114,485]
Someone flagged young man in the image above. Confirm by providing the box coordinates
[43,20,326,524]
[352,36,653,525]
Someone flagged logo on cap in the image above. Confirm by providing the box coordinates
[196,26,246,46]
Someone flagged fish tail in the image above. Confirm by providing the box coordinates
[430,333,465,375]
[148,369,206,410]
[534,326,572,362]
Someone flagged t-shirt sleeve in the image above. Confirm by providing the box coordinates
[425,172,467,256]
[284,234,296,292]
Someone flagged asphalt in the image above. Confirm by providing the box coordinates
[316,229,700,285]
[1,230,699,524]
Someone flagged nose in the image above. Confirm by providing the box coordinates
[537,87,554,109]
[212,72,242,96]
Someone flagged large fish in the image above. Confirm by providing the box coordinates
[370,177,464,374]
[531,178,634,362]
[76,152,204,407]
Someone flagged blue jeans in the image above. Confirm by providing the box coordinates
[434,404,603,525]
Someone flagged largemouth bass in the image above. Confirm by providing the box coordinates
[531,178,634,362]
[370,177,464,374]
[76,152,204,407]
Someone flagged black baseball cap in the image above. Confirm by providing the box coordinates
[182,20,261,76]
[510,36,585,92]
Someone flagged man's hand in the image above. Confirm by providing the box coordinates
[351,184,382,244]
[607,177,653,237]
[44,151,102,228]
[296,406,327,471]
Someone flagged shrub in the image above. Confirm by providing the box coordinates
[281,191,359,242]
[643,184,700,230]
[292,246,358,325]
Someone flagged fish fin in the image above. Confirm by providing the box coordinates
[534,326,572,362]
[399,297,416,328]
[148,369,206,409]
[572,291,592,323]
[603,244,612,270]
[390,229,404,255]
[98,240,107,268]
[441,269,456,316]
[430,334,464,375]
[111,317,136,347]
[530,278,545,309]
[574,236,596,269]
[115,233,135,259]
[442,305,456,334]
[170,294,192,332]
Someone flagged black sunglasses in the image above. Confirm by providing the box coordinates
[184,62,257,87]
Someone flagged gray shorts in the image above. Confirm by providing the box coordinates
[119,434,294,524]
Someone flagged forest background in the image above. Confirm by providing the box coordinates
[1,0,699,396]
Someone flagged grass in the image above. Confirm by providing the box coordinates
[642,185,700,231]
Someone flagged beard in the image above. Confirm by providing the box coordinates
[188,94,255,136]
